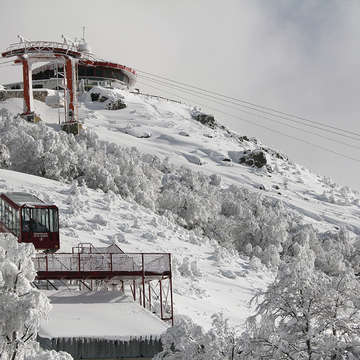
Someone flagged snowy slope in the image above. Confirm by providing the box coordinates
[0,168,270,332]
[2,93,359,236]
[39,291,168,340]
[1,87,359,336]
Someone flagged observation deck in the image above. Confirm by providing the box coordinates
[1,41,82,59]
[34,252,171,280]
[33,244,174,325]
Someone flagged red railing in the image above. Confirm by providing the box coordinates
[2,41,81,58]
[34,253,170,275]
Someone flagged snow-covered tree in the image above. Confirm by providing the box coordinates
[154,314,240,360]
[239,241,360,359]
[3,110,357,271]
[0,144,10,168]
[0,234,72,360]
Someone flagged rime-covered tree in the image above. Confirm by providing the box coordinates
[154,314,240,360]
[239,241,360,359]
[0,234,72,360]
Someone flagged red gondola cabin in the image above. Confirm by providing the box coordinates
[0,192,59,251]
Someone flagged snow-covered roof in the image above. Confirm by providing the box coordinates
[3,192,45,206]
[39,291,168,340]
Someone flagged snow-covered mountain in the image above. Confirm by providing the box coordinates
[0,87,359,334]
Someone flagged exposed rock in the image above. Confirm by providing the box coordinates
[191,108,217,129]
[239,136,258,144]
[106,99,127,110]
[239,150,267,168]
[90,89,126,110]
[90,92,100,101]
[238,135,249,142]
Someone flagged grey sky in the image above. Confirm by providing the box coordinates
[1,0,359,189]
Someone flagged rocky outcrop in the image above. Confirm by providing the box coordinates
[90,91,127,110]
[239,150,267,168]
[106,98,127,110]
[191,109,216,129]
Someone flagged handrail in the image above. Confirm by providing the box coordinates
[5,41,79,53]
[34,252,170,273]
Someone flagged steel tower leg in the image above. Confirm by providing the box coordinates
[62,57,80,135]
[20,58,38,122]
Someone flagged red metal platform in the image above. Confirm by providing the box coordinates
[33,248,174,325]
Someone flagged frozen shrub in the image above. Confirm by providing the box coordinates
[240,242,360,360]
[244,243,252,256]
[0,234,72,360]
[0,144,10,168]
[1,112,356,270]
[155,314,240,360]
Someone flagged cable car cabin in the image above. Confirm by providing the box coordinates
[0,192,59,251]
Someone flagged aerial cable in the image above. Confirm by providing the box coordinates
[135,69,360,138]
[137,73,360,142]
[137,75,360,145]
[137,79,360,163]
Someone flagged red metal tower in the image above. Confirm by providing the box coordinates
[2,39,82,134]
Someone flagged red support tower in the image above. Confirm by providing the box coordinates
[21,58,32,114]
[19,57,39,122]
[61,57,81,135]
[1,39,82,133]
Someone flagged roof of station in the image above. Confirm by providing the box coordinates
[2,192,46,206]
[1,39,136,81]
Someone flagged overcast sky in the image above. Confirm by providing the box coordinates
[1,0,359,190]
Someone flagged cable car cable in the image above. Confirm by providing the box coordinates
[135,69,360,138]
[137,73,360,142]
[137,75,360,147]
[137,79,360,163]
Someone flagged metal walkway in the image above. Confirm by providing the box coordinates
[33,245,174,325]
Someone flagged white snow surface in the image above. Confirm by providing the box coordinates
[2,91,359,236]
[1,87,360,338]
[39,291,168,340]
[0,168,269,337]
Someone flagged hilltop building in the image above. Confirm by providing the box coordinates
[3,38,136,91]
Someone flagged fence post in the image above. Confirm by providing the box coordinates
[45,255,48,272]
[169,253,174,326]
[142,254,146,308]
[159,280,163,320]
[78,252,81,272]
[110,253,113,272]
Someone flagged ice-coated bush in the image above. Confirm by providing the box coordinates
[1,111,357,270]
[0,113,161,210]
[0,234,73,360]
[240,242,360,360]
